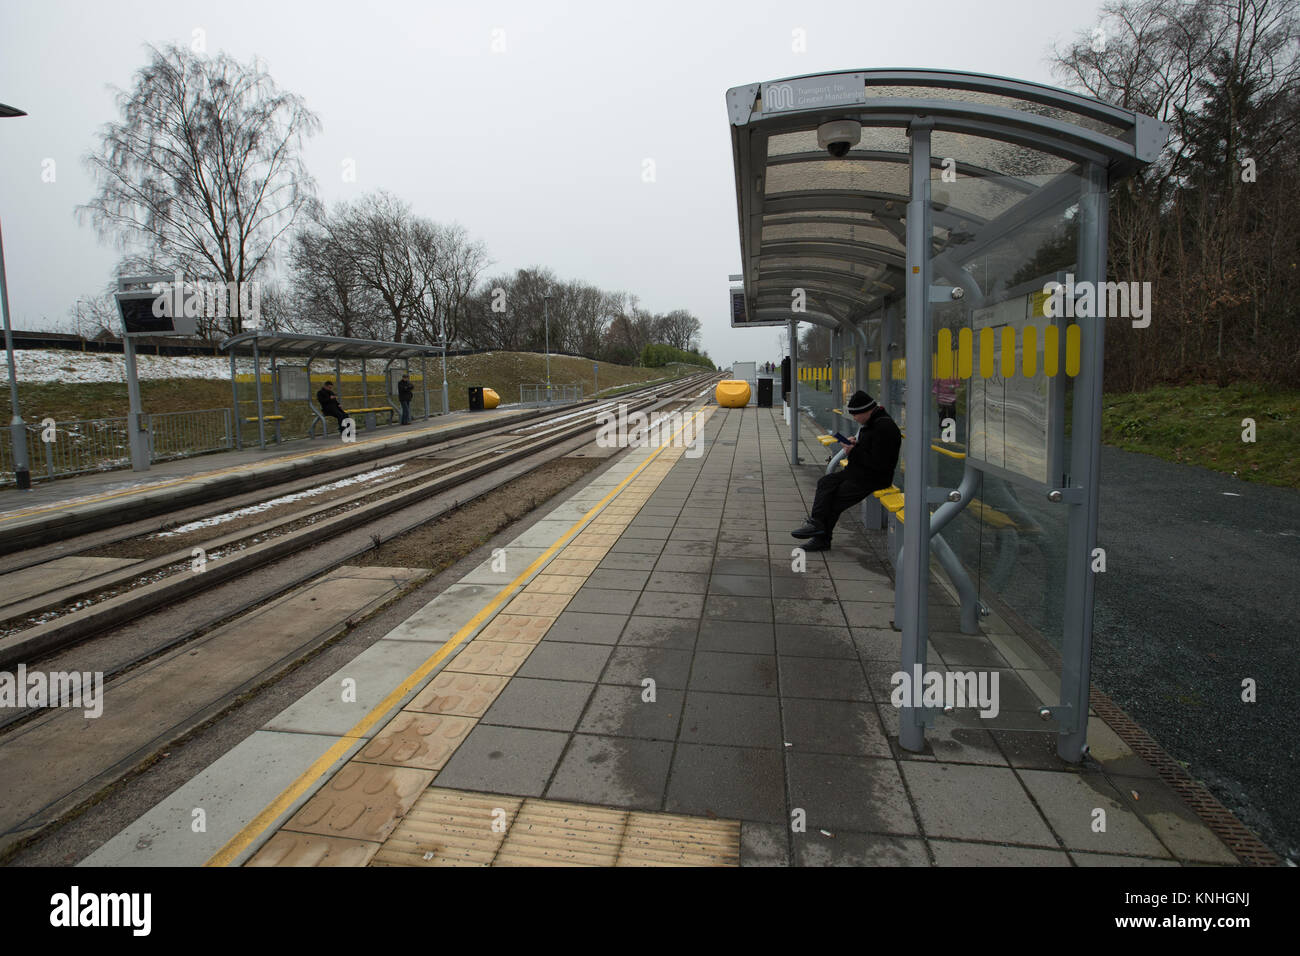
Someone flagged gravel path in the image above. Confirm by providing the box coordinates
[1093,445,1299,862]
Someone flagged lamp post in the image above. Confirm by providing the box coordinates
[1,102,30,490]
[441,313,449,416]
[543,291,553,400]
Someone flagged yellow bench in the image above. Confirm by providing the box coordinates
[244,415,285,423]
[347,405,395,430]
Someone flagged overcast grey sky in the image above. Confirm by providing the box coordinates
[0,0,1106,366]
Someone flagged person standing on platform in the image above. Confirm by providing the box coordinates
[791,390,901,552]
[398,374,414,425]
[317,380,348,435]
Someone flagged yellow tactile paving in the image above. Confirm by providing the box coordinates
[617,813,743,867]
[572,531,619,548]
[545,558,600,576]
[406,672,507,717]
[246,831,381,867]
[503,591,573,617]
[443,639,534,676]
[354,712,476,771]
[473,614,554,645]
[371,789,523,867]
[495,800,627,867]
[281,762,434,843]
[522,573,587,596]
[558,545,608,561]
[367,789,740,867]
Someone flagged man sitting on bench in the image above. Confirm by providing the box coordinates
[791,390,901,552]
[317,380,348,435]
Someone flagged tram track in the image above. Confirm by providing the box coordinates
[0,371,719,708]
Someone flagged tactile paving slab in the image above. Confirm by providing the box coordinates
[282,762,434,843]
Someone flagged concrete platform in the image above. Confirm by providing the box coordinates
[81,401,1248,867]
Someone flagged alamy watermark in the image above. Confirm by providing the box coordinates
[595,404,702,458]
[0,664,104,718]
[1042,273,1152,329]
[890,665,1000,718]
[150,271,261,327]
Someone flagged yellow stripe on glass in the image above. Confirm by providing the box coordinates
[957,328,972,378]
[936,329,953,378]
[1001,326,1016,378]
[1065,324,1081,377]
[979,327,995,378]
[1022,325,1037,378]
[1044,325,1059,377]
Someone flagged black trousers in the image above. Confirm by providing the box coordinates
[810,469,875,539]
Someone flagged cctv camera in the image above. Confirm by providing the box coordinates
[817,120,861,158]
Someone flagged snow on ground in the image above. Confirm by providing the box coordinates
[2,349,232,384]
[150,464,404,537]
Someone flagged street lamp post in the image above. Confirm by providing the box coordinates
[543,292,552,400]
[1,102,30,490]
[441,313,449,416]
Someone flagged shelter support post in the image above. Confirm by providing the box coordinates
[898,120,934,753]
[421,356,429,420]
[229,352,241,450]
[788,318,799,464]
[252,339,266,450]
[1057,161,1109,763]
[123,332,149,471]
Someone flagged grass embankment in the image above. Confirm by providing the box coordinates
[1102,383,1299,489]
[13,352,699,445]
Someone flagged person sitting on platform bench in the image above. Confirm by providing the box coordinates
[791,390,901,552]
[317,380,348,435]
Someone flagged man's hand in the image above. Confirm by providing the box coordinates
[840,437,857,449]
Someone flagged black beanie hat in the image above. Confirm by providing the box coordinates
[846,390,878,414]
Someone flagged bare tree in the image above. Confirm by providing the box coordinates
[80,44,320,336]
[289,212,383,337]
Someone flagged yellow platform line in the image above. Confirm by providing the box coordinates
[206,405,712,866]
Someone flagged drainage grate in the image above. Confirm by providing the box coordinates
[1090,686,1282,867]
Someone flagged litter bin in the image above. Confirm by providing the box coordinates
[468,386,485,411]
[757,377,773,407]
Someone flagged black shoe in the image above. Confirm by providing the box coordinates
[800,537,832,552]
[791,518,825,539]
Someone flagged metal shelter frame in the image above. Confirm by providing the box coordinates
[726,69,1167,761]
[220,332,446,449]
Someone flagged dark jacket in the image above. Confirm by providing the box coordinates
[317,386,343,415]
[398,379,414,401]
[845,408,901,490]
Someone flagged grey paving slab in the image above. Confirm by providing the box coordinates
[433,724,569,797]
[929,631,1012,668]
[601,645,694,689]
[1071,851,1180,866]
[839,601,895,628]
[611,538,666,555]
[598,553,659,572]
[901,763,1057,847]
[831,577,896,604]
[629,514,678,527]
[774,598,848,627]
[544,611,626,645]
[688,651,778,696]
[264,639,441,736]
[481,677,594,732]
[718,541,770,559]
[740,822,791,867]
[545,734,673,810]
[577,684,684,740]
[782,698,892,758]
[617,615,698,650]
[852,627,901,662]
[1017,769,1171,858]
[929,840,1071,866]
[669,526,718,541]
[80,730,344,867]
[771,576,838,599]
[645,571,709,593]
[703,595,774,623]
[632,590,706,619]
[665,743,785,824]
[708,574,772,597]
[662,539,715,556]
[566,587,641,615]
[680,692,782,748]
[696,620,775,654]
[655,554,713,574]
[584,568,651,591]
[516,642,612,682]
[775,623,857,659]
[779,656,871,701]
[787,752,920,836]
[711,557,769,577]
[794,833,930,867]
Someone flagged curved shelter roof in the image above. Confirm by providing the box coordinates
[726,69,1168,329]
[221,331,445,361]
